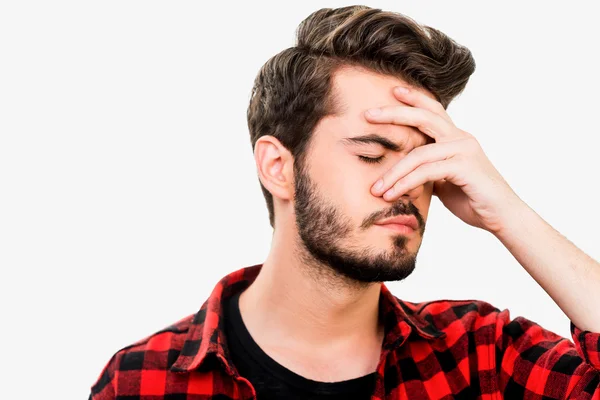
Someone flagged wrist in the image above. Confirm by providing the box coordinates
[490,196,534,241]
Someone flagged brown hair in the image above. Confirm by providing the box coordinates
[247,5,475,229]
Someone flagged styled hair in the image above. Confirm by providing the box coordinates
[247,5,476,229]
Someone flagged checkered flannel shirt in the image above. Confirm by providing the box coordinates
[90,263,600,399]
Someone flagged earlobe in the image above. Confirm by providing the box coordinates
[254,136,294,201]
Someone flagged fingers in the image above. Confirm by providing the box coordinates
[390,86,453,124]
[365,105,455,143]
[389,160,458,200]
[370,141,463,197]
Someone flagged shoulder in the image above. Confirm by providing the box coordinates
[89,313,195,397]
[414,297,502,316]
[401,296,503,333]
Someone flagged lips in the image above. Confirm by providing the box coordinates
[374,215,419,230]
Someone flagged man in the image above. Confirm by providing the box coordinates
[89,5,600,399]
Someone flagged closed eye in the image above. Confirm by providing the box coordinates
[358,155,385,164]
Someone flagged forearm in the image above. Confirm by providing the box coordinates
[493,201,600,332]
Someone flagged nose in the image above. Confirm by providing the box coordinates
[371,183,426,203]
[401,185,424,201]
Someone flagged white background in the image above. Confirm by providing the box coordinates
[1,1,598,398]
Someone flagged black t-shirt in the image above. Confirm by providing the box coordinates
[224,291,377,400]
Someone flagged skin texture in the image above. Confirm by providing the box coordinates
[241,64,600,382]
[239,66,437,381]
[292,74,433,287]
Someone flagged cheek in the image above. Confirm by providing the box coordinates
[314,150,383,215]
[319,165,374,217]
[339,179,368,213]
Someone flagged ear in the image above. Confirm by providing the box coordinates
[254,136,294,201]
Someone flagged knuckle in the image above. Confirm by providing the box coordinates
[432,160,446,176]
[463,137,480,153]
[452,153,466,164]
[471,140,482,153]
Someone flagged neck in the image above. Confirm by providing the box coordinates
[239,219,384,355]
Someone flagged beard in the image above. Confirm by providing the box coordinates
[293,160,426,286]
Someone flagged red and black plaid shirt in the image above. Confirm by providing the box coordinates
[90,263,600,399]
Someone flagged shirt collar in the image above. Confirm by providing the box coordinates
[170,263,446,374]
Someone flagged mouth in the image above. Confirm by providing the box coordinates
[374,214,418,230]
[374,223,415,234]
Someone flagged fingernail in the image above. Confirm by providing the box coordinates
[373,179,383,191]
[367,108,382,116]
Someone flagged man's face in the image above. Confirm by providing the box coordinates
[293,66,435,284]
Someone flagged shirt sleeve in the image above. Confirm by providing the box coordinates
[89,353,118,400]
[494,308,600,399]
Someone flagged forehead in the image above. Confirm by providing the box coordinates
[332,65,437,109]
[325,66,437,146]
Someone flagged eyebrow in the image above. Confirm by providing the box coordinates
[340,134,404,152]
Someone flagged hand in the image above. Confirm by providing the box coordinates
[365,86,523,235]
